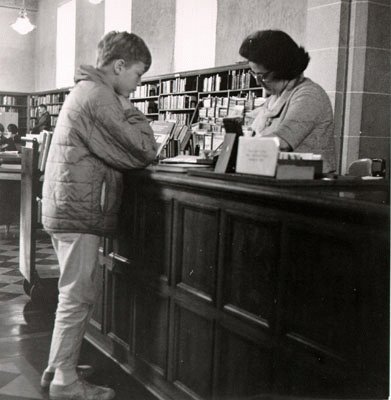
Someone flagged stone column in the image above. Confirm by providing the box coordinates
[342,0,390,173]
[305,0,390,174]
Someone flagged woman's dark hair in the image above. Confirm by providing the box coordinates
[239,30,310,80]
[7,124,18,135]
[0,123,4,133]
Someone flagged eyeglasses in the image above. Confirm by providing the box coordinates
[249,70,273,83]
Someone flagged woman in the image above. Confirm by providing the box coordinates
[239,30,336,172]
[7,124,21,151]
[0,123,16,151]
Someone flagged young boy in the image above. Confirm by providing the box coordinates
[41,31,157,400]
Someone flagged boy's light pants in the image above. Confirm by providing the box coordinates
[47,232,101,371]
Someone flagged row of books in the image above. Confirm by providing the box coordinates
[158,95,197,110]
[30,92,69,106]
[161,77,196,94]
[199,106,229,119]
[192,131,225,152]
[231,70,252,90]
[159,112,190,125]
[150,120,193,159]
[30,116,57,129]
[130,83,159,98]
[202,74,223,92]
[30,104,62,117]
[0,107,18,113]
[132,100,158,115]
[202,70,256,92]
[0,95,17,106]
[202,96,229,108]
[201,94,263,114]
[197,120,224,133]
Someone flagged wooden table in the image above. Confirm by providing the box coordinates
[0,171,20,230]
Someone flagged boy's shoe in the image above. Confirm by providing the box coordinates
[41,365,95,389]
[49,379,115,400]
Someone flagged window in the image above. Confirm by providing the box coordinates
[174,0,217,71]
[104,0,132,33]
[56,0,76,88]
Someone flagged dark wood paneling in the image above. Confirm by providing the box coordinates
[116,188,138,260]
[87,171,389,400]
[91,264,104,331]
[110,271,132,344]
[282,225,359,356]
[139,196,172,279]
[274,345,348,398]
[173,305,214,398]
[357,230,389,397]
[134,290,169,375]
[222,211,281,326]
[214,326,272,398]
[175,202,219,300]
[0,179,20,226]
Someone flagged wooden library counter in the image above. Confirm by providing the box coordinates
[86,169,389,400]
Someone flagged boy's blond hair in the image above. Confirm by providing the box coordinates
[96,31,151,71]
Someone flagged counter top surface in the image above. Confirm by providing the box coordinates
[125,168,390,221]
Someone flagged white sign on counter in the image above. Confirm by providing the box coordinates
[236,136,280,176]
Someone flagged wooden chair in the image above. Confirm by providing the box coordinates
[19,137,58,305]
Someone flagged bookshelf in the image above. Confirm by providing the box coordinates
[130,63,265,152]
[28,88,71,132]
[0,92,29,135]
[129,79,159,119]
[1,64,264,154]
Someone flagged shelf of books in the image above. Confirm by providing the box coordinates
[10,64,264,160]
[129,79,159,119]
[29,88,71,132]
[130,63,266,158]
[0,92,29,135]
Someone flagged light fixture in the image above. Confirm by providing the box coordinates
[11,0,36,35]
[89,0,104,4]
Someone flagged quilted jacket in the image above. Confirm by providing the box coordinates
[41,65,157,235]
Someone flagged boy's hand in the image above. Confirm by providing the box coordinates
[119,95,132,110]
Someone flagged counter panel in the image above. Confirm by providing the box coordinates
[87,171,389,400]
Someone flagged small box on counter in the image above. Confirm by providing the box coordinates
[235,137,323,179]
[276,159,323,180]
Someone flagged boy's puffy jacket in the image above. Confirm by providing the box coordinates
[41,65,157,235]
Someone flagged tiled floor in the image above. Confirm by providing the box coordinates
[0,225,158,400]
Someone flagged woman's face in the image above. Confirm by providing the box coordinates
[249,61,287,95]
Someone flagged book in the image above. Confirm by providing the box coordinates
[161,155,213,165]
[37,130,48,169]
[152,163,212,173]
[172,123,184,140]
[150,120,176,157]
[214,133,238,173]
[178,126,192,151]
[39,131,53,172]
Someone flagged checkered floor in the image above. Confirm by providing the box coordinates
[0,225,59,303]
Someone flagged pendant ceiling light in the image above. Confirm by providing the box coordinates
[11,0,36,35]
[89,0,104,4]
